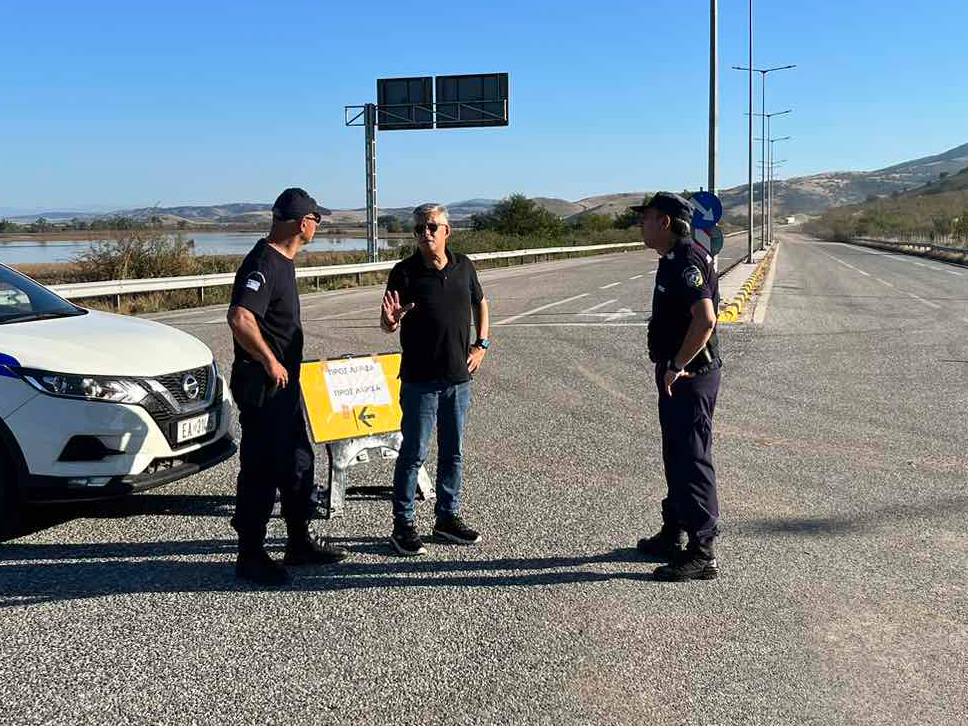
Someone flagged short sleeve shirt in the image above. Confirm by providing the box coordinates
[230,239,304,374]
[648,238,719,365]
[385,249,484,384]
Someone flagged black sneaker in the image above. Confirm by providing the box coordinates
[283,535,349,566]
[235,552,291,587]
[652,546,719,582]
[390,522,427,556]
[636,527,685,561]
[432,515,481,545]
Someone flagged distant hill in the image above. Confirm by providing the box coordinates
[720,141,968,218]
[7,140,968,227]
[805,164,968,241]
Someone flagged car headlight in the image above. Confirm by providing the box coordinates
[13,368,149,404]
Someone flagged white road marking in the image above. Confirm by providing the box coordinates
[817,248,871,276]
[843,243,966,275]
[580,299,618,314]
[494,322,649,327]
[753,243,781,324]
[629,275,643,280]
[600,281,622,289]
[903,291,941,310]
[494,293,589,325]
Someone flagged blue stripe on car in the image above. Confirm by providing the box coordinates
[0,353,21,378]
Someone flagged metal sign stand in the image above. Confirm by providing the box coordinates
[318,431,434,519]
[345,87,509,264]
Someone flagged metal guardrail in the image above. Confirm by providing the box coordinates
[49,242,646,302]
[853,237,968,263]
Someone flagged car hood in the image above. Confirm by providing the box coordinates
[0,309,214,377]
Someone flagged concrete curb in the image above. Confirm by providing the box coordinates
[717,244,778,324]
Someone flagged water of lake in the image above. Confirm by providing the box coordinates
[0,232,408,265]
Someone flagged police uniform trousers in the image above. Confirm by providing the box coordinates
[231,380,315,555]
[655,365,722,541]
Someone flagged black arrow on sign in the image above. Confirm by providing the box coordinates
[358,406,376,428]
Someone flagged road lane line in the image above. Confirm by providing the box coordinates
[875,278,895,287]
[494,293,589,325]
[495,322,648,327]
[817,248,871,276]
[903,291,941,309]
[580,299,618,314]
[600,282,622,289]
[629,275,643,280]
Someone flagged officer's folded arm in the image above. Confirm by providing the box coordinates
[672,298,717,369]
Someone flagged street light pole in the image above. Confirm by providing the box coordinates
[754,109,791,244]
[732,63,795,255]
[768,137,790,244]
[708,0,718,197]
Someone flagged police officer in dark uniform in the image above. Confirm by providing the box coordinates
[631,192,723,581]
[227,188,347,586]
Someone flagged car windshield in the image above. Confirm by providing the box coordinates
[0,265,86,324]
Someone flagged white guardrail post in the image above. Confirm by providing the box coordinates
[48,242,646,302]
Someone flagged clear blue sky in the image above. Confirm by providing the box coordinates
[2,0,966,212]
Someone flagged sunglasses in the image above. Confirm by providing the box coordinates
[413,222,442,236]
[304,213,322,224]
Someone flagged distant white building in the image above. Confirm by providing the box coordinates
[785,216,796,224]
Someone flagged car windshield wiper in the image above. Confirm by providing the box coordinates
[0,309,86,324]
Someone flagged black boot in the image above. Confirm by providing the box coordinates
[652,538,718,581]
[284,521,349,565]
[236,551,291,586]
[636,525,685,561]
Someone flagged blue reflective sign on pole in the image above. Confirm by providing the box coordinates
[691,191,722,230]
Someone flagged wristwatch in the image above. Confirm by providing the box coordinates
[667,359,683,373]
[473,338,490,350]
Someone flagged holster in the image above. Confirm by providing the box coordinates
[230,359,271,408]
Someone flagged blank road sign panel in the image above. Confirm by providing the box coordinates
[377,76,433,130]
[435,72,509,128]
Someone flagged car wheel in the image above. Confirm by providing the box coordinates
[0,449,22,541]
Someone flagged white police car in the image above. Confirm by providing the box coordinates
[0,262,236,539]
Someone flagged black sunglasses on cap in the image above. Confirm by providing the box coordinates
[415,221,450,236]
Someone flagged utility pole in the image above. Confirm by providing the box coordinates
[733,62,795,256]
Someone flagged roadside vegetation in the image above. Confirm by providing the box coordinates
[803,167,968,246]
[14,194,643,315]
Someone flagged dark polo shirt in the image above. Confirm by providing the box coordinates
[386,249,484,384]
[230,239,303,375]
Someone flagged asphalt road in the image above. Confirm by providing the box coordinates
[2,231,965,725]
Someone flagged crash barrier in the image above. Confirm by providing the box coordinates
[48,242,645,308]
[717,244,778,324]
[850,238,968,266]
[299,353,432,519]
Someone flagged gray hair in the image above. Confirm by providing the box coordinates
[412,203,449,225]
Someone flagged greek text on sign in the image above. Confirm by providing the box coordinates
[323,357,391,411]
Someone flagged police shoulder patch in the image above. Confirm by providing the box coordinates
[683,265,704,289]
[245,271,266,291]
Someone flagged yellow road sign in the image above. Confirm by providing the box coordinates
[300,353,402,444]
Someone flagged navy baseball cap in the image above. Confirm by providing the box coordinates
[628,192,693,224]
[271,188,331,221]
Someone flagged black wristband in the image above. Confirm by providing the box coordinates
[667,359,683,373]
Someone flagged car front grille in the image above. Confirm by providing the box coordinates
[154,366,212,408]
[142,371,223,449]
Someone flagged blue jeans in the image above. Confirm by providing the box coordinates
[392,380,472,525]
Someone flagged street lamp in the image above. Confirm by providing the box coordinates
[732,63,796,254]
[768,137,790,244]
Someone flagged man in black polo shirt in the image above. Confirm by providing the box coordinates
[380,203,490,556]
[227,187,348,586]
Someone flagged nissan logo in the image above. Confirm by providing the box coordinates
[182,374,200,400]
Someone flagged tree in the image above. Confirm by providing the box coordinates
[471,194,564,236]
[613,208,640,230]
[0,218,22,232]
[573,213,613,232]
[939,171,949,180]
[378,214,402,233]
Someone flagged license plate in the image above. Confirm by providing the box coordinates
[176,412,216,443]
